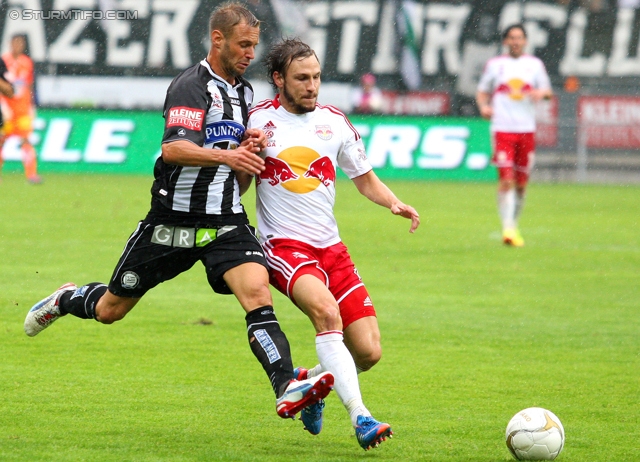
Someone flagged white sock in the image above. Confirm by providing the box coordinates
[305,364,324,378]
[515,191,526,224]
[316,331,370,427]
[498,189,516,230]
[307,364,364,377]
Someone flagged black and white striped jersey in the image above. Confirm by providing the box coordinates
[148,59,253,226]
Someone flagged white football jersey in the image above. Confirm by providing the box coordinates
[248,95,372,247]
[477,54,551,133]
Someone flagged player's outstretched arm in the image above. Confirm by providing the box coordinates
[352,170,420,233]
[161,140,265,175]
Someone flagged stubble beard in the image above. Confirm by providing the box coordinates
[220,44,244,80]
[282,84,315,114]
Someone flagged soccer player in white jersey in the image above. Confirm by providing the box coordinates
[245,38,420,450]
[476,24,552,247]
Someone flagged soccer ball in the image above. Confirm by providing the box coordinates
[505,407,565,460]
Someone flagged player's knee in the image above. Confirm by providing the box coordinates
[498,179,515,191]
[355,347,382,372]
[309,303,342,332]
[322,305,342,328]
[239,281,273,308]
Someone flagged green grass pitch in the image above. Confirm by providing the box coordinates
[0,173,638,461]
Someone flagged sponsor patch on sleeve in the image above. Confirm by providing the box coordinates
[167,106,205,130]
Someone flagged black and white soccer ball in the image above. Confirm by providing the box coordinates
[505,407,565,460]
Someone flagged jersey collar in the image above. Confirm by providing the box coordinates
[200,58,242,91]
[272,93,318,122]
[272,93,282,109]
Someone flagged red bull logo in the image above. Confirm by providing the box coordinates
[257,157,299,186]
[258,146,336,194]
[304,156,335,187]
[496,79,533,101]
[315,125,333,140]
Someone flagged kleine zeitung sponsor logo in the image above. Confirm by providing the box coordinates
[167,106,204,130]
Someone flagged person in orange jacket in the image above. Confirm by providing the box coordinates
[0,34,41,183]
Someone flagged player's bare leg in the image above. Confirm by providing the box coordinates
[94,290,140,323]
[342,316,391,449]
[289,317,374,417]
[291,274,343,333]
[223,262,273,313]
[290,275,348,432]
[343,316,382,373]
[293,274,365,434]
[25,283,137,336]
[21,139,41,184]
[306,316,381,374]
[292,275,390,447]
[224,263,333,419]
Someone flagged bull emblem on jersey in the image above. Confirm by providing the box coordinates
[258,157,299,186]
[304,156,335,187]
[315,125,333,140]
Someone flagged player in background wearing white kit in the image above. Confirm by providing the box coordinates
[476,24,552,247]
[243,38,419,450]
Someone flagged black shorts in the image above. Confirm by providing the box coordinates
[108,221,268,298]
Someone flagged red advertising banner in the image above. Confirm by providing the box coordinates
[380,91,450,115]
[578,96,640,148]
[536,96,558,147]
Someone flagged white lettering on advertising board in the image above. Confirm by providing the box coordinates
[4,117,136,163]
[357,124,489,170]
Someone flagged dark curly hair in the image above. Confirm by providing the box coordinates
[263,38,318,90]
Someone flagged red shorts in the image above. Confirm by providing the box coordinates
[263,238,376,329]
[492,132,535,186]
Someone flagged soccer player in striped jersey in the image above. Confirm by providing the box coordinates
[25,2,333,421]
[246,38,420,450]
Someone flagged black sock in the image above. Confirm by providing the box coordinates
[245,307,294,397]
[58,283,107,320]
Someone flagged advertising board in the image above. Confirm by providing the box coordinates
[3,110,494,181]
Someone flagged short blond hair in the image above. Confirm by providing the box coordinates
[209,2,260,38]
